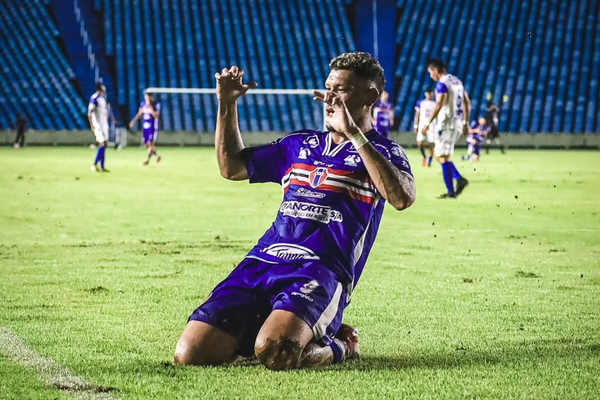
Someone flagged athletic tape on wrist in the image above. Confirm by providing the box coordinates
[350,133,369,150]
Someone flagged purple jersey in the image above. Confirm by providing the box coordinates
[470,122,489,137]
[140,101,160,133]
[373,100,393,137]
[468,133,483,144]
[240,129,412,292]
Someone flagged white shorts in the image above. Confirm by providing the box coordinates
[93,124,109,143]
[416,127,435,143]
[434,120,462,157]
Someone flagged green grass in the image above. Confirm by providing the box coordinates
[0,146,599,399]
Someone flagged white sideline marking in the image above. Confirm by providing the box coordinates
[0,326,119,400]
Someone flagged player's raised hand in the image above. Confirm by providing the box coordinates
[215,66,257,103]
[313,90,360,137]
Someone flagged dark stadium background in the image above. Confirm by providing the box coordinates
[0,0,598,146]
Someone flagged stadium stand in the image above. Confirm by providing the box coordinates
[98,0,356,132]
[0,0,87,130]
[0,0,598,134]
[49,0,118,121]
[394,0,599,133]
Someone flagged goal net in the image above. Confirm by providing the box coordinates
[143,88,326,133]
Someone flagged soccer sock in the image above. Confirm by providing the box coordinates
[146,151,152,161]
[419,146,426,159]
[94,147,102,165]
[449,161,462,180]
[329,339,345,364]
[428,156,433,166]
[441,162,455,194]
[100,146,106,169]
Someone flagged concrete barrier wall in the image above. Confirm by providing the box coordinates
[1,130,599,149]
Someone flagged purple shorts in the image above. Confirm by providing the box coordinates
[188,257,348,357]
[143,130,157,144]
[469,144,481,155]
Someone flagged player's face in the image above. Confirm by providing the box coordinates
[427,67,442,81]
[425,91,432,100]
[144,94,151,104]
[478,117,486,125]
[100,85,107,95]
[324,69,377,132]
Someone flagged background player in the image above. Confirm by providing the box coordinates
[129,91,162,165]
[421,59,470,198]
[484,101,505,154]
[88,82,110,172]
[174,52,416,370]
[413,89,435,167]
[12,114,28,148]
[462,117,488,161]
[371,90,394,137]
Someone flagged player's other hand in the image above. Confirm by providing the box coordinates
[313,90,359,137]
[128,121,134,128]
[215,66,257,103]
[462,123,469,136]
[421,124,429,135]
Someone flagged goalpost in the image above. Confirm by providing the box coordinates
[144,87,327,132]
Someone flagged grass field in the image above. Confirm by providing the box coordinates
[1,146,599,399]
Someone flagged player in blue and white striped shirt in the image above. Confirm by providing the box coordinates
[422,59,471,198]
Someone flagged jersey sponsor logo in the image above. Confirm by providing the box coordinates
[309,167,328,188]
[303,135,320,148]
[313,160,334,167]
[261,243,320,261]
[299,279,319,294]
[344,155,361,167]
[279,201,343,223]
[291,279,320,302]
[298,148,311,160]
[295,188,326,199]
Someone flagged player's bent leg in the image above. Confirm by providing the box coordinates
[254,309,314,371]
[174,320,239,366]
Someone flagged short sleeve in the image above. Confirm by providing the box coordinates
[415,99,422,110]
[435,81,448,94]
[88,96,97,112]
[374,141,412,177]
[241,138,289,184]
[469,121,477,129]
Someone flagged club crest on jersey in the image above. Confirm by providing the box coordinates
[303,135,320,148]
[309,167,328,188]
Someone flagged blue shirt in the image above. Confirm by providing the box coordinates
[240,129,412,289]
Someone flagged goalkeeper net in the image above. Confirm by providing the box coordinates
[144,87,326,133]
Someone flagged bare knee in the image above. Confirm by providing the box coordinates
[173,321,238,366]
[173,336,212,366]
[255,336,304,371]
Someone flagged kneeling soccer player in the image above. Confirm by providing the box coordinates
[174,52,416,370]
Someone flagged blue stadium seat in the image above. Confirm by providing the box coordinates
[0,0,86,130]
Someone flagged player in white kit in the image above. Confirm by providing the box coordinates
[413,88,436,167]
[88,83,110,172]
[421,59,470,198]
